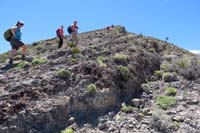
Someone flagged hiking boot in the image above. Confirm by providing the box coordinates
[21,55,26,60]
[9,58,13,64]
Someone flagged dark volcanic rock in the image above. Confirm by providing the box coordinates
[0,26,199,133]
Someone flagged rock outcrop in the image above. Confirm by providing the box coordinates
[0,26,199,133]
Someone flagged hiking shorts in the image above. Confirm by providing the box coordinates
[10,38,25,50]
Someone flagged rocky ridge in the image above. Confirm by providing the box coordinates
[0,26,199,133]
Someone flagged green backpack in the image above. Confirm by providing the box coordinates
[4,29,13,41]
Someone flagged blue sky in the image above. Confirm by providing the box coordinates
[0,0,199,54]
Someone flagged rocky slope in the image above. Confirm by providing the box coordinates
[0,26,199,133]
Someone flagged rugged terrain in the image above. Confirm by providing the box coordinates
[0,26,199,133]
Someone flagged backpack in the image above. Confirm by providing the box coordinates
[67,26,73,34]
[56,29,60,36]
[4,29,13,41]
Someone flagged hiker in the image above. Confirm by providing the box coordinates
[9,21,27,64]
[69,21,79,45]
[56,25,64,48]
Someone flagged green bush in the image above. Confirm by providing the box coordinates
[121,105,134,113]
[71,47,81,54]
[165,87,177,96]
[154,70,161,76]
[32,58,47,66]
[61,128,74,133]
[67,42,76,48]
[156,96,176,110]
[87,84,97,94]
[57,68,71,79]
[16,61,31,69]
[0,52,8,63]
[148,48,156,53]
[113,54,128,63]
[162,72,177,82]
[89,45,96,49]
[117,65,130,81]
[176,59,189,69]
[141,83,150,92]
[128,46,136,52]
[97,56,107,68]
[36,46,42,50]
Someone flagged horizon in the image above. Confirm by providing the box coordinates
[0,0,199,54]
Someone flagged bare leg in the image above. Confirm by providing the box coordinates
[21,45,27,56]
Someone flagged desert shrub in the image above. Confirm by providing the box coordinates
[113,54,128,63]
[178,57,200,80]
[121,105,135,113]
[128,46,136,52]
[154,70,162,79]
[148,48,156,53]
[117,65,130,81]
[165,87,177,96]
[70,47,81,54]
[156,96,176,110]
[176,59,189,69]
[138,112,145,119]
[160,61,175,72]
[32,42,38,46]
[40,47,47,53]
[57,68,71,79]
[16,61,31,69]
[0,52,8,63]
[162,72,178,82]
[61,128,74,133]
[87,84,97,94]
[32,58,47,66]
[97,56,107,68]
[35,46,42,51]
[89,44,96,49]
[151,109,175,133]
[141,83,150,93]
[67,42,76,48]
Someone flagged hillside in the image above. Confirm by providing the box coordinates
[0,26,199,133]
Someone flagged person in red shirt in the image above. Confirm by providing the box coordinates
[70,21,79,45]
[56,25,64,48]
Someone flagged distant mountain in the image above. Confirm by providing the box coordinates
[0,26,199,133]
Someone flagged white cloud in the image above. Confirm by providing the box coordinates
[190,50,200,55]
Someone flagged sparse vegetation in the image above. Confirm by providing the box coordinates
[89,44,96,49]
[113,54,128,63]
[57,68,71,79]
[154,70,162,79]
[61,128,74,133]
[121,105,134,113]
[87,84,97,94]
[156,95,176,110]
[97,56,107,68]
[117,65,130,81]
[70,47,81,54]
[36,46,42,51]
[176,59,189,69]
[141,83,150,92]
[32,58,48,66]
[0,52,8,63]
[148,48,156,53]
[67,42,76,48]
[16,61,31,69]
[128,46,136,52]
[165,87,177,96]
[162,72,177,82]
